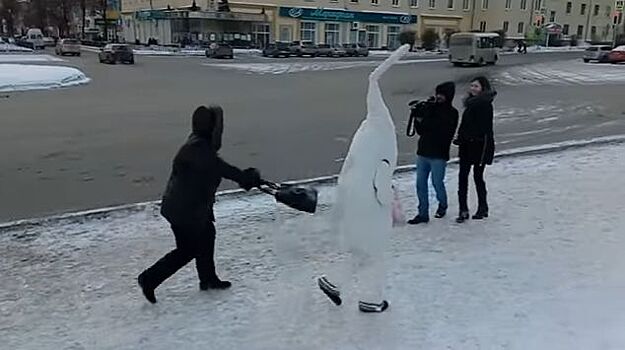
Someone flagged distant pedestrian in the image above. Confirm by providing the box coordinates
[137,105,262,303]
[406,82,459,224]
[454,77,496,223]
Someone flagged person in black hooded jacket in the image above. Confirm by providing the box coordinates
[137,105,262,303]
[454,76,496,223]
[407,81,459,224]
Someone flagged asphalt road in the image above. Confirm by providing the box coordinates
[1,50,624,221]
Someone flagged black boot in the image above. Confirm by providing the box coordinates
[200,277,232,290]
[138,273,157,304]
[407,215,429,225]
[434,206,447,218]
[456,211,469,223]
[472,209,489,220]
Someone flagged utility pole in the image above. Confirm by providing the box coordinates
[584,0,593,42]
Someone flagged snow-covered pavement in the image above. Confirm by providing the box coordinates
[2,142,624,349]
[494,59,625,86]
[203,58,447,74]
[0,64,90,92]
[0,54,63,63]
[0,43,34,53]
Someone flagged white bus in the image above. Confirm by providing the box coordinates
[449,32,500,67]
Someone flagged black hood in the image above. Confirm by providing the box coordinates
[192,105,223,150]
[435,81,456,104]
[464,90,497,108]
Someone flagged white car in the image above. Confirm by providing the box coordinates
[55,39,81,56]
[583,45,612,63]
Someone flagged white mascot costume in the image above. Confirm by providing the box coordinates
[318,44,410,313]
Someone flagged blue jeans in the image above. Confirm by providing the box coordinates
[416,156,448,218]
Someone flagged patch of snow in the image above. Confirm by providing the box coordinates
[0,54,64,63]
[0,64,91,93]
[203,58,446,74]
[494,59,625,86]
[526,45,587,53]
[0,43,33,53]
[1,142,625,349]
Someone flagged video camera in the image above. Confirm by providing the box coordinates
[406,96,436,137]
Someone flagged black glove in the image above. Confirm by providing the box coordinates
[240,168,261,191]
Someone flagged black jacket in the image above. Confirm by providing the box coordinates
[457,92,496,165]
[415,102,459,161]
[160,134,249,225]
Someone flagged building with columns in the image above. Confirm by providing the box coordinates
[120,0,624,47]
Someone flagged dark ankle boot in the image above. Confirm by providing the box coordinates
[407,215,429,225]
[472,209,489,220]
[435,206,447,218]
[200,277,232,290]
[456,211,469,223]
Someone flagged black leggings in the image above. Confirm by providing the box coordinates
[142,221,217,289]
[458,161,488,213]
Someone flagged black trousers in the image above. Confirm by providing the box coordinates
[458,161,488,213]
[141,221,217,289]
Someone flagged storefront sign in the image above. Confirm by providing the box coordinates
[279,7,417,24]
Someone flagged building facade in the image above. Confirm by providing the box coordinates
[120,0,624,46]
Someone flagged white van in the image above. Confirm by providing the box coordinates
[449,32,500,66]
[25,28,45,50]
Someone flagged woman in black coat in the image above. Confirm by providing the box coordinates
[454,77,496,223]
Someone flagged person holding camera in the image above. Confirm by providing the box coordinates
[407,82,459,224]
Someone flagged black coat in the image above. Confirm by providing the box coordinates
[415,102,459,161]
[160,134,248,225]
[457,92,496,165]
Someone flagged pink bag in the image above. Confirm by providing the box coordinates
[391,185,406,227]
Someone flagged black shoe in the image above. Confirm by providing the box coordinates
[359,300,389,313]
[200,278,232,290]
[455,211,470,223]
[138,273,157,304]
[318,276,342,305]
[472,211,489,220]
[407,215,429,225]
[434,207,447,219]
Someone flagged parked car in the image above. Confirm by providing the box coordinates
[289,41,303,56]
[608,45,625,64]
[55,38,81,56]
[43,37,55,47]
[262,42,291,58]
[21,28,45,49]
[299,42,318,57]
[98,44,134,64]
[206,43,234,59]
[317,44,348,57]
[342,43,369,57]
[583,45,612,63]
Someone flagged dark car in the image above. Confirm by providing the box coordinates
[98,44,134,64]
[206,43,234,59]
[263,42,291,58]
[343,43,369,57]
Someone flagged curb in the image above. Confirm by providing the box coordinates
[2,135,625,232]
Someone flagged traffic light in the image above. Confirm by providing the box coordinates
[534,15,544,27]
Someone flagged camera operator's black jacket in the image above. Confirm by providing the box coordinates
[413,101,459,161]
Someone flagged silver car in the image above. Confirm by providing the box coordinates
[583,45,612,63]
[55,38,81,56]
